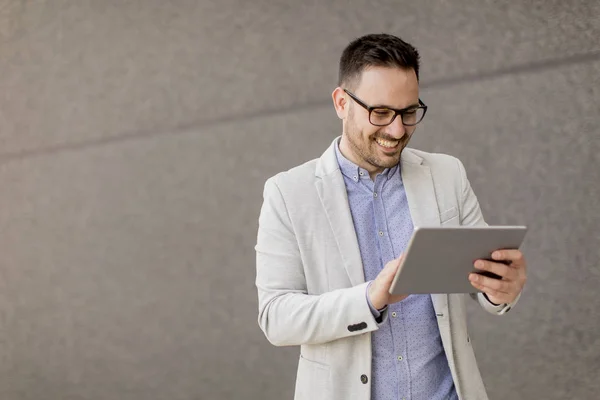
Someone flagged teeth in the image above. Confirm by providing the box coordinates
[375,138,399,148]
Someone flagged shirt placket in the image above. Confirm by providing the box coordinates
[375,175,411,400]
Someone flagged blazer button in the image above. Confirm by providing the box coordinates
[360,374,368,384]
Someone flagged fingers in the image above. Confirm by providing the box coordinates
[472,283,512,304]
[469,273,510,294]
[471,251,527,305]
[491,249,525,266]
[473,260,517,281]
[469,273,524,304]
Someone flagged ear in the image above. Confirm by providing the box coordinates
[332,87,348,120]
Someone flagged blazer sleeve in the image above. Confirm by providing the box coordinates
[456,158,522,315]
[255,176,382,346]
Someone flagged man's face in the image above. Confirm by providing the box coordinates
[339,66,420,176]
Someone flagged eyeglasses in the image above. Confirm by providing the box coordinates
[343,89,428,127]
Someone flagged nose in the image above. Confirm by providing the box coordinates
[386,115,407,139]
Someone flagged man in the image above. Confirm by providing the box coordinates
[255,33,527,400]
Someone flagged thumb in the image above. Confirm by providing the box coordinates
[389,254,404,276]
[394,253,404,268]
[384,255,402,272]
[384,255,403,281]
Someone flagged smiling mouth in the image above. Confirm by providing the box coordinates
[375,137,400,149]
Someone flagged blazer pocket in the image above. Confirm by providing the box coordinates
[440,206,459,225]
[298,354,329,370]
[295,355,330,399]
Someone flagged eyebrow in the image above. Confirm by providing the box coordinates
[372,102,421,111]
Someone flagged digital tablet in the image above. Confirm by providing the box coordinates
[389,225,528,295]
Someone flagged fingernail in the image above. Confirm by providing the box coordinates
[475,260,484,268]
[493,252,501,259]
[469,274,479,282]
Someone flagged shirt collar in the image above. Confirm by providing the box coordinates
[334,138,400,182]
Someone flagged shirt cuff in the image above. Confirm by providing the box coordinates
[477,292,515,315]
[483,293,501,306]
[366,282,387,323]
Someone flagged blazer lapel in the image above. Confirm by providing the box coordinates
[315,138,365,287]
[401,150,455,370]
[400,150,441,228]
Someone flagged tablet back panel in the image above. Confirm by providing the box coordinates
[389,226,528,295]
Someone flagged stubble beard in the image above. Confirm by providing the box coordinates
[345,117,408,171]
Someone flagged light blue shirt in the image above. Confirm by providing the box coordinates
[335,141,457,400]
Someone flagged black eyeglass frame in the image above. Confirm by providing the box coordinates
[343,89,428,127]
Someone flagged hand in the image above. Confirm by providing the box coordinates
[368,255,409,310]
[469,249,527,305]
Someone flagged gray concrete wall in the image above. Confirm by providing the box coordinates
[1,1,599,399]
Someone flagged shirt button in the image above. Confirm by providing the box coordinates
[378,231,384,236]
[373,192,377,197]
[392,312,397,318]
[360,374,368,384]
[359,171,364,176]
[353,176,358,181]
[397,355,403,361]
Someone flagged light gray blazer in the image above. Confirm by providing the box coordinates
[255,137,519,400]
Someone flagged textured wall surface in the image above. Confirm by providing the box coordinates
[1,1,599,399]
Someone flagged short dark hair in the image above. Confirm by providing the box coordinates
[338,33,421,89]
